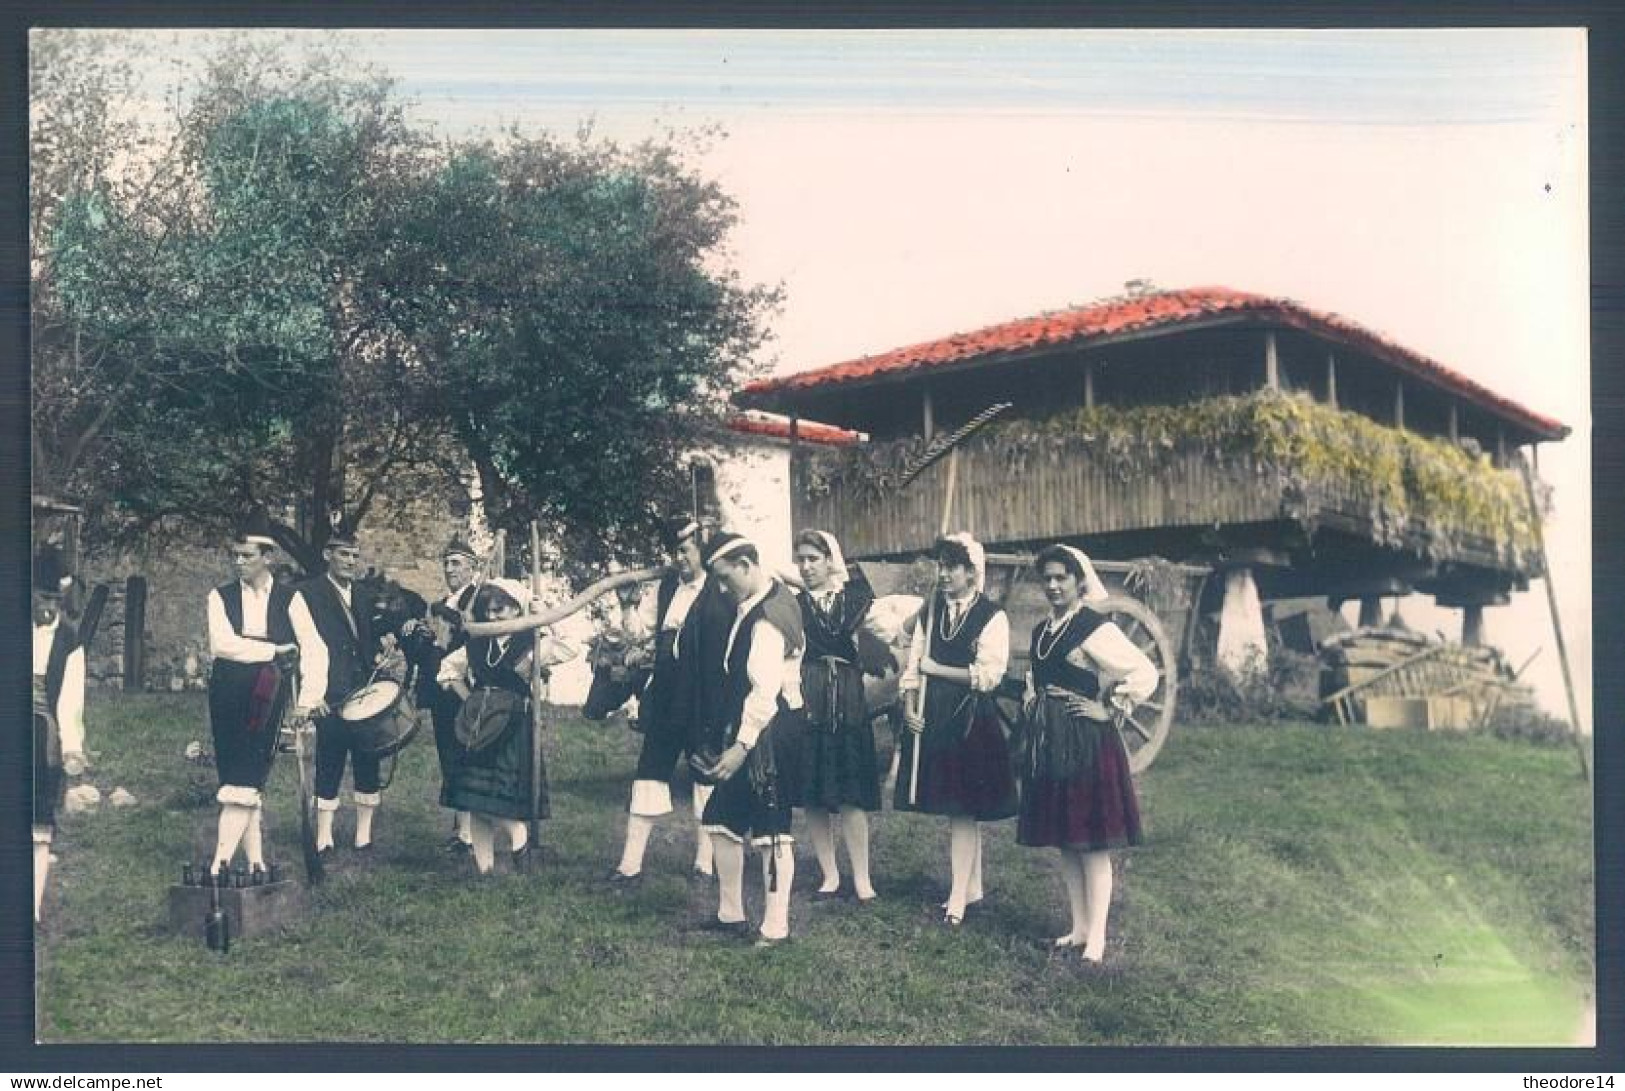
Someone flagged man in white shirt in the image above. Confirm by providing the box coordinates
[692,533,806,947]
[288,520,385,855]
[204,516,299,878]
[606,516,735,885]
[33,547,86,924]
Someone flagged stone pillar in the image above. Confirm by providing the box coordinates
[1358,597,1384,629]
[1215,567,1269,678]
[1462,604,1485,647]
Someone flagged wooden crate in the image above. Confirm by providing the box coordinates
[167,880,307,941]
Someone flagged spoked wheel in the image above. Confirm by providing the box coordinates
[1095,594,1177,774]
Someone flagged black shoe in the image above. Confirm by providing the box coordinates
[443,837,472,854]
[604,868,643,888]
[353,842,374,853]
[695,917,753,940]
[811,887,844,902]
[690,866,715,882]
[511,844,534,870]
[753,934,789,950]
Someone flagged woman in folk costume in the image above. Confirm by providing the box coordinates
[32,546,86,924]
[896,532,1018,927]
[203,514,299,880]
[790,529,881,903]
[438,578,576,876]
[1018,545,1157,963]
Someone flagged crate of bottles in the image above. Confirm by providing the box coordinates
[166,862,306,944]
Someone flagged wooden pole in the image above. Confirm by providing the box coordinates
[1326,353,1338,409]
[123,576,147,691]
[1519,457,1589,781]
[528,521,545,851]
[1264,331,1280,391]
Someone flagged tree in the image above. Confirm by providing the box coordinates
[33,31,777,575]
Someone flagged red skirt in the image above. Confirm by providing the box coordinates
[894,685,1017,821]
[1016,698,1142,850]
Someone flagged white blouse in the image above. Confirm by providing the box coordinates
[899,594,1010,694]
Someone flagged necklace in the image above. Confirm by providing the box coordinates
[1035,608,1077,661]
[938,593,976,643]
[485,637,507,670]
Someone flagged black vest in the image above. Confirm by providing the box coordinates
[721,582,806,739]
[216,579,296,646]
[925,592,1000,669]
[41,621,81,715]
[797,581,873,663]
[1028,607,1109,699]
[295,576,374,704]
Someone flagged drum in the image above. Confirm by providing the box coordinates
[339,679,422,757]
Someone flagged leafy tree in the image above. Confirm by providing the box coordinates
[33,31,777,575]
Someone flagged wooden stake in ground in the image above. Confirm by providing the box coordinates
[1519,457,1589,782]
[528,521,545,852]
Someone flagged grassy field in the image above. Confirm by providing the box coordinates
[36,693,1594,1046]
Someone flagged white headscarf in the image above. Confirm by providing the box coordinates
[1055,545,1110,604]
[481,577,534,616]
[808,530,848,592]
[942,532,987,594]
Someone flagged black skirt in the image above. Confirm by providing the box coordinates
[443,689,549,822]
[794,657,882,811]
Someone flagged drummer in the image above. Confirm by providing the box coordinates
[288,515,389,857]
[423,538,482,854]
[203,512,299,880]
[33,546,86,924]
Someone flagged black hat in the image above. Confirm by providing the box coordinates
[33,545,70,596]
[442,537,478,562]
[325,510,360,548]
[701,531,755,571]
[660,514,702,551]
[231,507,278,549]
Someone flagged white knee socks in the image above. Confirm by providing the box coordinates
[946,817,979,918]
[353,799,378,849]
[618,814,655,876]
[502,818,528,853]
[469,814,495,875]
[1081,850,1113,960]
[759,840,795,940]
[33,834,50,923]
[712,833,746,923]
[1056,850,1087,946]
[242,804,266,870]
[212,803,254,871]
[841,807,875,900]
[691,784,715,875]
[806,809,839,892]
[315,799,337,851]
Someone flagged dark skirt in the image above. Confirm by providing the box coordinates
[208,660,290,790]
[894,679,1017,821]
[33,711,62,828]
[1016,695,1142,851]
[443,690,549,822]
[794,658,881,812]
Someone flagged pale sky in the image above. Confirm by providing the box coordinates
[100,28,1591,727]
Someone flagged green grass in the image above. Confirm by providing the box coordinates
[37,695,1594,1045]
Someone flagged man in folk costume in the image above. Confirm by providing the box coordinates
[606,515,733,885]
[288,514,385,855]
[692,532,806,948]
[204,512,300,879]
[421,538,482,854]
[32,546,86,924]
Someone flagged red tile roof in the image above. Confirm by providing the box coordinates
[726,412,864,447]
[739,287,1568,440]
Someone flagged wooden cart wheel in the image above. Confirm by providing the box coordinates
[1095,594,1177,773]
